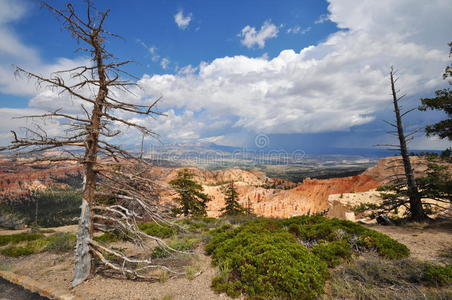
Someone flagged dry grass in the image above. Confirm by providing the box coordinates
[323,254,452,300]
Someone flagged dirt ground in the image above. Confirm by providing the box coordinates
[0,223,233,300]
[1,245,234,300]
[368,221,452,261]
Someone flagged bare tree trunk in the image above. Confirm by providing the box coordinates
[390,69,426,221]
[2,1,180,286]
[72,192,92,287]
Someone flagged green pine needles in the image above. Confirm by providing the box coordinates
[220,182,247,216]
[169,169,211,217]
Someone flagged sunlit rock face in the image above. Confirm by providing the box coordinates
[160,161,384,218]
[159,157,436,219]
[1,155,445,221]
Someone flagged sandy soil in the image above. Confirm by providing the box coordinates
[368,221,452,261]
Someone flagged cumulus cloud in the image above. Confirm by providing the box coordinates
[136,0,451,143]
[174,10,192,30]
[0,0,38,62]
[239,21,279,48]
[1,0,452,150]
[0,107,63,146]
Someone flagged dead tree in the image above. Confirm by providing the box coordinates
[0,1,182,286]
[377,67,427,221]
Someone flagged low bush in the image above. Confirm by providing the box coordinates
[312,240,352,267]
[138,222,175,238]
[206,219,329,299]
[44,232,76,253]
[206,216,410,299]
[0,232,75,257]
[284,216,409,259]
[176,217,222,232]
[358,230,410,259]
[0,233,45,246]
[93,232,122,243]
[150,246,170,259]
[424,264,452,286]
[151,237,199,259]
[1,246,35,257]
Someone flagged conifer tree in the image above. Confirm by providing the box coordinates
[419,42,452,140]
[220,181,245,216]
[169,169,210,216]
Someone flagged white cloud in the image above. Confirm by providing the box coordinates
[136,39,161,63]
[174,10,192,30]
[287,25,311,35]
[239,21,279,48]
[1,0,451,150]
[137,0,451,142]
[148,46,160,62]
[0,107,62,146]
[0,56,90,97]
[315,14,330,24]
[160,58,170,70]
[177,64,198,75]
[0,0,38,62]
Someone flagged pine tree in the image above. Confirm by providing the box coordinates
[419,42,452,141]
[220,182,245,216]
[169,169,211,217]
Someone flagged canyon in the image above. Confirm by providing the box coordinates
[158,156,429,218]
[0,155,445,223]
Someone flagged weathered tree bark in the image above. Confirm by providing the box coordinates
[73,30,109,284]
[73,197,92,286]
[389,68,426,221]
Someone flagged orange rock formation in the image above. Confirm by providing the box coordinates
[0,155,436,219]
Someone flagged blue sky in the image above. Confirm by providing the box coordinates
[0,0,451,153]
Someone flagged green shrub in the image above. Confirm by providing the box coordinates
[207,220,328,299]
[151,246,170,259]
[176,217,222,232]
[424,265,452,286]
[283,216,409,259]
[0,233,45,246]
[44,232,76,253]
[206,216,411,299]
[312,240,352,267]
[357,230,410,259]
[0,232,75,257]
[1,246,35,257]
[138,222,175,238]
[151,238,199,259]
[93,232,122,243]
